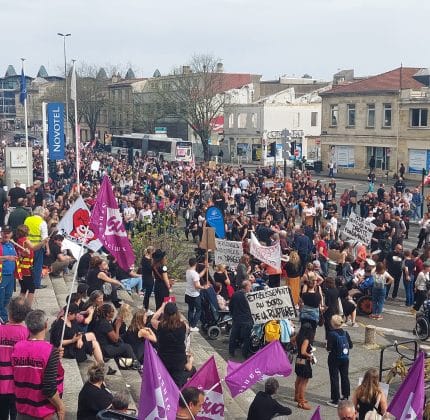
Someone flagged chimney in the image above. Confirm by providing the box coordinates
[182,65,191,74]
[216,62,224,73]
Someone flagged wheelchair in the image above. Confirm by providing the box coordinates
[414,300,430,341]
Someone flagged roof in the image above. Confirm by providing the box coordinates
[37,65,49,78]
[5,65,17,77]
[322,67,425,95]
[217,73,255,92]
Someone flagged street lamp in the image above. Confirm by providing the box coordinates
[57,32,71,144]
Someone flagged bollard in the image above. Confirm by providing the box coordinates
[364,325,376,345]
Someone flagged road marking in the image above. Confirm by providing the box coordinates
[383,308,415,318]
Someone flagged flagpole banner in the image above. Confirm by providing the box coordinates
[246,286,295,324]
[214,239,243,267]
[47,102,65,160]
[89,176,135,271]
[249,232,281,269]
[57,195,102,254]
[206,206,225,239]
[183,356,224,419]
[225,340,292,397]
[139,340,180,420]
[387,351,425,420]
[19,69,27,105]
[341,212,375,245]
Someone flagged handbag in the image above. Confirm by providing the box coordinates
[364,393,382,420]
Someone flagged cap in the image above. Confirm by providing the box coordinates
[152,249,166,261]
[164,302,178,316]
[1,225,12,233]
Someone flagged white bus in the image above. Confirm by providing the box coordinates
[111,133,193,162]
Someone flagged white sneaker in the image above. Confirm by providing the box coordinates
[190,327,199,332]
[146,310,154,316]
[351,322,359,328]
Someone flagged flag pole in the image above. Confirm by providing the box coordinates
[179,391,196,420]
[59,226,89,348]
[71,60,80,194]
[42,102,48,183]
[21,58,30,187]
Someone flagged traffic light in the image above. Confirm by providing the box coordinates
[270,142,276,157]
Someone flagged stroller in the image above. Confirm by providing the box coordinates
[415,299,430,340]
[200,287,232,340]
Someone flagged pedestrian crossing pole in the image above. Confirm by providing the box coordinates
[422,168,426,217]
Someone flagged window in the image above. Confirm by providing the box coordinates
[383,103,392,127]
[297,112,300,127]
[347,104,355,127]
[238,113,247,129]
[228,113,234,128]
[330,105,338,126]
[311,112,318,127]
[367,104,375,127]
[366,147,390,170]
[251,113,257,128]
[411,108,428,127]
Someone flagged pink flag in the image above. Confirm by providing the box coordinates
[139,340,180,420]
[388,351,425,420]
[89,176,135,271]
[311,405,322,420]
[225,340,292,398]
[183,356,224,419]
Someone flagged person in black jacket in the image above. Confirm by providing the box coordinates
[326,314,353,408]
[228,280,253,359]
[247,378,291,420]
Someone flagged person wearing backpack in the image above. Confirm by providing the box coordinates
[326,315,353,408]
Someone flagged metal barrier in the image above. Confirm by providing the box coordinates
[378,339,418,382]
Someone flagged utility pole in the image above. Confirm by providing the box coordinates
[57,32,71,143]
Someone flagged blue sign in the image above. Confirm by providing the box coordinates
[205,206,225,239]
[47,102,65,160]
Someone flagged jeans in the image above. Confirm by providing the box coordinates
[142,278,154,310]
[404,275,414,306]
[412,205,422,220]
[372,287,386,315]
[228,321,252,358]
[33,248,44,288]
[186,294,202,328]
[0,274,14,322]
[328,357,350,402]
[341,205,348,219]
[386,273,401,299]
[121,276,143,292]
[348,203,357,215]
[319,257,328,277]
[0,394,16,420]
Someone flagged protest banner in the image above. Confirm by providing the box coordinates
[249,232,281,269]
[342,212,375,245]
[214,239,243,267]
[246,286,295,324]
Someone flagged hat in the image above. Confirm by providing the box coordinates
[152,249,166,261]
[164,302,178,316]
[1,225,12,233]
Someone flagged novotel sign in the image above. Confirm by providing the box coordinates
[47,102,65,160]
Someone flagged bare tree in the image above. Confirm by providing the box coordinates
[42,63,110,140]
[155,54,225,161]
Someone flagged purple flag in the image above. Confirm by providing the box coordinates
[388,351,425,419]
[139,340,180,420]
[89,176,135,271]
[225,340,292,397]
[310,405,322,420]
[183,356,224,419]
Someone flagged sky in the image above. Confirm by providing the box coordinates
[2,0,429,81]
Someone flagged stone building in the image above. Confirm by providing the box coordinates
[320,67,430,179]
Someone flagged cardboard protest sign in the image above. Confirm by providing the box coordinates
[342,212,375,245]
[249,232,281,269]
[214,239,243,267]
[200,227,216,251]
[246,286,295,324]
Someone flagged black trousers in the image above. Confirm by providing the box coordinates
[103,342,135,360]
[0,394,16,420]
[228,321,252,358]
[328,357,350,403]
[414,290,427,311]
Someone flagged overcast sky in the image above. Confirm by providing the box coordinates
[2,0,429,81]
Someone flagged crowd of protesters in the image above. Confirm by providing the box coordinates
[0,141,429,418]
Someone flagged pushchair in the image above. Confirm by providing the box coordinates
[200,287,232,340]
[414,299,430,340]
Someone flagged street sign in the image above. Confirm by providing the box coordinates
[294,149,299,157]
[155,127,167,134]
